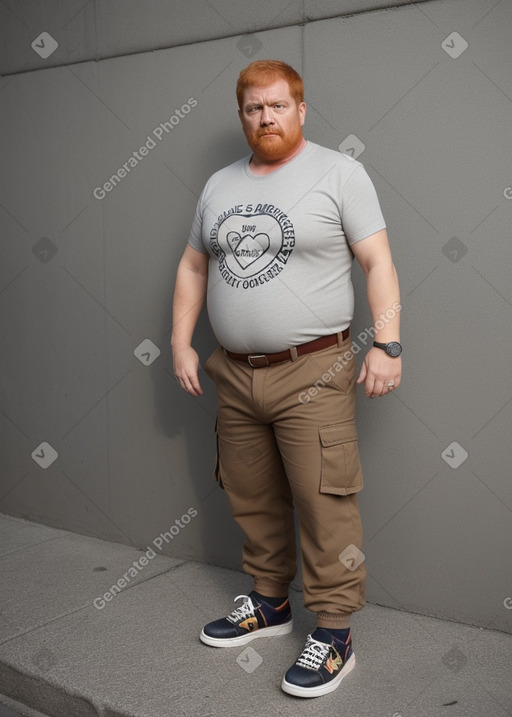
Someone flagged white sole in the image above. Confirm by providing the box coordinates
[281,652,356,698]
[200,619,293,648]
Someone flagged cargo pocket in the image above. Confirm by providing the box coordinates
[213,418,224,490]
[319,421,363,495]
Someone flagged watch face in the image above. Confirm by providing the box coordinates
[386,342,402,357]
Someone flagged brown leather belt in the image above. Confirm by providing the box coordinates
[224,327,350,368]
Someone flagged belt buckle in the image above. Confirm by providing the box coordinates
[248,354,269,368]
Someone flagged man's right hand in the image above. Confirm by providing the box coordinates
[172,345,203,396]
[171,245,208,397]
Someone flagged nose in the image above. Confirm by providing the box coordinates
[260,105,274,126]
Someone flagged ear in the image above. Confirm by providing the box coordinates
[298,102,306,126]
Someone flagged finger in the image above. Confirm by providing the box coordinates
[365,374,376,398]
[387,375,401,393]
[181,371,203,396]
[372,379,386,398]
[374,376,396,398]
[356,362,367,385]
[381,378,399,396]
[383,379,394,396]
[188,375,203,396]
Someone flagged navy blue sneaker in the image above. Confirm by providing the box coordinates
[281,627,355,697]
[200,592,293,647]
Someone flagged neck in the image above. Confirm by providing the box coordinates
[249,137,307,175]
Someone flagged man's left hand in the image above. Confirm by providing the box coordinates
[356,347,401,398]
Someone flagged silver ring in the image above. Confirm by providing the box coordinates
[387,382,395,388]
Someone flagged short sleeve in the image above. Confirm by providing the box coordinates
[187,193,208,254]
[341,164,386,245]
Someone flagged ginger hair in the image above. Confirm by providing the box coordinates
[236,60,304,108]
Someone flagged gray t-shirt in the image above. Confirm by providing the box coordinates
[188,141,386,353]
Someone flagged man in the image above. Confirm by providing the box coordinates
[172,59,401,698]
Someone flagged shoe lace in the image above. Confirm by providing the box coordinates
[226,594,256,624]
[296,634,331,670]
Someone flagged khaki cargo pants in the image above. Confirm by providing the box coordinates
[204,332,366,627]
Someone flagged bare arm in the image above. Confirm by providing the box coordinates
[351,228,402,398]
[171,244,209,396]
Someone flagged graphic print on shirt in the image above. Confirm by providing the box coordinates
[209,203,295,289]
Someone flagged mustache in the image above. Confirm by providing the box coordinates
[258,128,283,137]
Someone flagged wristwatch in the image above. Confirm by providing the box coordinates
[373,341,402,357]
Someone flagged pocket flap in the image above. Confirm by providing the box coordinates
[319,421,358,447]
[319,420,363,495]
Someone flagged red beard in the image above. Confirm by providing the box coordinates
[246,125,303,161]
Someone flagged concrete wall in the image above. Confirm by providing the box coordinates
[1,0,511,634]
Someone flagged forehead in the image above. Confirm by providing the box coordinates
[241,78,294,106]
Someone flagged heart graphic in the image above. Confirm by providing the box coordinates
[227,231,270,269]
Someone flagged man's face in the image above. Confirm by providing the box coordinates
[238,78,306,162]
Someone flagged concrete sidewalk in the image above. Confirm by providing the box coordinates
[0,512,511,717]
